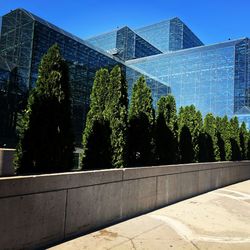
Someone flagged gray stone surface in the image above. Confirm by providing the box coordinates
[166,173,182,204]
[198,169,211,193]
[0,169,123,198]
[0,148,15,176]
[121,177,157,219]
[65,182,123,237]
[0,190,67,249]
[156,175,169,207]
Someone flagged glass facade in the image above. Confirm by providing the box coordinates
[234,39,250,114]
[0,58,23,146]
[127,38,250,128]
[0,10,34,92]
[0,9,169,146]
[86,30,117,53]
[126,66,170,107]
[0,8,250,146]
[87,26,162,60]
[135,18,204,52]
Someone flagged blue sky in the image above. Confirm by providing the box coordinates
[1,0,250,45]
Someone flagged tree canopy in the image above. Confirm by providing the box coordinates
[128,76,154,166]
[15,44,74,174]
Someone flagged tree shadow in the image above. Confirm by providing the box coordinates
[179,125,194,163]
[155,113,177,165]
[230,138,241,161]
[82,119,112,170]
[128,112,153,167]
[197,132,215,162]
[239,132,246,160]
[216,132,226,161]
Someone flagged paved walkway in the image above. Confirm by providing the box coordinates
[49,180,250,250]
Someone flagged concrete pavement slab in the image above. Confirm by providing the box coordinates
[49,180,250,250]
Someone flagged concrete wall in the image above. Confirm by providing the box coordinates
[0,161,249,249]
[0,148,15,176]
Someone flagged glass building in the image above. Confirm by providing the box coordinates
[135,17,204,52]
[0,8,250,146]
[127,38,250,119]
[0,9,169,146]
[86,26,162,60]
[88,17,250,129]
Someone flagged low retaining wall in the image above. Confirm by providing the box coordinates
[0,148,15,176]
[0,161,249,249]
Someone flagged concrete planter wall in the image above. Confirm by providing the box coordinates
[0,161,249,249]
[0,148,15,176]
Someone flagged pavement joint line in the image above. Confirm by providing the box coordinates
[190,240,200,250]
[149,213,250,244]
[221,189,250,197]
[108,222,165,249]
[213,192,250,201]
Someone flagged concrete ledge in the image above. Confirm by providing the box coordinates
[0,161,249,249]
[0,169,123,198]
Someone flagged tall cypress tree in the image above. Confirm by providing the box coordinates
[203,113,219,161]
[155,95,178,164]
[239,122,248,160]
[178,105,202,162]
[215,116,232,161]
[81,68,112,170]
[197,131,214,162]
[15,44,74,174]
[229,117,241,160]
[179,125,194,163]
[247,131,250,160]
[105,65,128,168]
[128,76,154,166]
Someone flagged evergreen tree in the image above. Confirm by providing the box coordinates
[197,131,214,162]
[239,122,248,160]
[155,95,178,164]
[81,68,112,169]
[105,65,128,168]
[178,105,202,162]
[128,76,154,166]
[247,131,250,160]
[229,117,241,160]
[203,113,219,161]
[15,44,74,174]
[215,116,232,161]
[179,125,194,163]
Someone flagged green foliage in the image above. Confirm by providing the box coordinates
[81,68,112,169]
[128,76,154,166]
[128,76,154,124]
[81,66,250,169]
[247,131,250,160]
[229,117,241,160]
[178,105,202,162]
[239,122,248,160]
[15,44,74,174]
[203,113,219,161]
[157,95,178,131]
[105,65,128,168]
[82,66,128,169]
[155,95,178,164]
[215,116,232,161]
